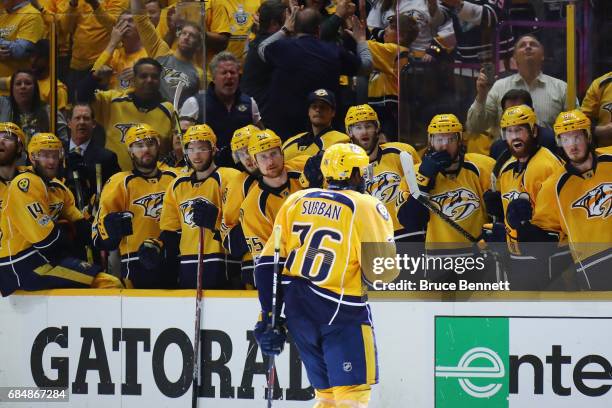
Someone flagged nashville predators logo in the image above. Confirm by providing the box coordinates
[49,203,64,221]
[115,123,137,143]
[366,171,402,203]
[502,190,522,202]
[571,183,612,219]
[162,67,190,87]
[179,198,212,227]
[430,188,480,221]
[134,192,165,219]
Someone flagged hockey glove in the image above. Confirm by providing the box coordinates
[192,200,219,230]
[254,316,287,356]
[103,212,133,241]
[138,239,164,270]
[417,151,452,191]
[483,190,504,220]
[506,198,532,230]
[482,222,506,243]
[302,151,324,188]
[396,192,429,235]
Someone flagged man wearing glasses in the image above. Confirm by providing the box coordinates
[93,123,178,288]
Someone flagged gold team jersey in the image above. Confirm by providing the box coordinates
[581,72,612,129]
[497,147,564,253]
[366,142,420,239]
[94,167,177,259]
[0,171,82,258]
[239,169,304,260]
[367,40,409,104]
[90,89,175,170]
[224,0,261,65]
[402,153,495,247]
[0,3,45,78]
[260,188,394,324]
[220,171,257,262]
[92,47,149,91]
[282,129,350,161]
[161,167,239,260]
[532,151,612,267]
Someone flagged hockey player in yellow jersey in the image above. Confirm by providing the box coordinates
[254,143,398,408]
[483,105,565,289]
[344,104,421,241]
[0,123,27,207]
[93,123,178,288]
[395,114,495,282]
[220,124,260,286]
[507,110,612,289]
[140,124,241,288]
[0,133,121,296]
[240,129,306,262]
[282,89,350,161]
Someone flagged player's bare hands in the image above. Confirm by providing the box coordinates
[476,68,492,103]
[345,15,366,42]
[335,0,356,20]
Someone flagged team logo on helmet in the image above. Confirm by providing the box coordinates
[179,198,213,227]
[572,183,612,219]
[115,123,137,143]
[430,188,480,221]
[366,171,402,203]
[134,192,165,219]
[502,191,522,202]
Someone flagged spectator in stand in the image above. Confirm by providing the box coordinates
[581,71,612,147]
[180,51,261,167]
[258,6,372,139]
[366,13,419,140]
[241,0,287,125]
[160,117,193,168]
[440,0,514,120]
[282,88,349,161]
[131,0,204,106]
[489,89,557,161]
[144,0,161,27]
[0,40,69,116]
[0,70,68,143]
[63,103,120,202]
[92,12,148,92]
[77,57,175,171]
[224,0,262,66]
[57,0,126,101]
[467,34,570,137]
[0,0,45,79]
[367,0,455,63]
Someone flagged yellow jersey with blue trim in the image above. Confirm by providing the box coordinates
[581,72,612,129]
[282,128,350,161]
[239,169,304,260]
[161,167,240,260]
[93,167,178,258]
[256,188,395,325]
[90,90,175,171]
[0,171,83,259]
[497,147,565,253]
[367,142,421,240]
[532,152,612,269]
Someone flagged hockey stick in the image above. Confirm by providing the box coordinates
[399,152,479,243]
[95,164,108,272]
[266,225,282,408]
[192,225,205,408]
[72,170,95,264]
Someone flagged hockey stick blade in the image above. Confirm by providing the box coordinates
[399,152,479,243]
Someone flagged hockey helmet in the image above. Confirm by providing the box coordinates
[124,123,160,147]
[231,124,259,152]
[553,110,591,142]
[248,129,282,157]
[500,105,537,130]
[0,122,26,145]
[182,124,217,148]
[345,104,380,132]
[320,143,369,181]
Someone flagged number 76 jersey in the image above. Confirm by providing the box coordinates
[256,188,395,325]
